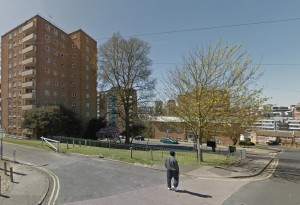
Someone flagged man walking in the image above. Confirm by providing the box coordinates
[165,150,179,191]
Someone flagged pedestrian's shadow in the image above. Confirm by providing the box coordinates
[176,190,212,198]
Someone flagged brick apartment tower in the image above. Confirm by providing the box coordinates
[1,15,97,136]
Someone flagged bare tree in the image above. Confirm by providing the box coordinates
[164,40,267,162]
[98,33,156,143]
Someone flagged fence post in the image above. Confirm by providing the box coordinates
[13,148,16,163]
[4,162,7,175]
[85,140,87,147]
[150,149,153,160]
[10,167,13,182]
[79,140,81,147]
[57,142,60,152]
[73,139,75,148]
[130,147,133,159]
[67,141,69,149]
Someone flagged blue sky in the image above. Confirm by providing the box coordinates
[1,0,300,106]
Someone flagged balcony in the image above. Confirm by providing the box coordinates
[22,21,36,33]
[22,105,36,110]
[22,33,36,44]
[22,45,36,55]
[22,57,36,66]
[22,69,35,76]
[22,93,35,99]
[22,81,35,88]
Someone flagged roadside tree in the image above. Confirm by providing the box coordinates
[22,105,81,138]
[164,41,267,162]
[98,33,156,143]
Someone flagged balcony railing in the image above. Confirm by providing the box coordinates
[22,81,35,88]
[22,57,36,66]
[22,69,35,76]
[22,93,35,99]
[22,33,36,44]
[22,45,36,55]
[22,105,36,110]
[22,21,36,33]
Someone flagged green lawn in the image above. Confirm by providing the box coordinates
[2,137,237,166]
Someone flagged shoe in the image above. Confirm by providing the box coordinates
[168,187,172,190]
[172,186,177,192]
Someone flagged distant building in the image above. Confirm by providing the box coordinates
[166,99,176,116]
[1,15,97,136]
[154,100,163,115]
[97,87,137,131]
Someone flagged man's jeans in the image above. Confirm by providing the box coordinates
[167,170,179,188]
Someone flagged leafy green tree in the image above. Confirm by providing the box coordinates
[22,105,81,138]
[164,40,267,162]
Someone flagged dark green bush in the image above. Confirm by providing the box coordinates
[239,141,255,146]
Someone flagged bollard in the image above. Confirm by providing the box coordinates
[130,147,133,159]
[4,162,7,175]
[10,167,13,182]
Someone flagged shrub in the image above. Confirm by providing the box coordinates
[239,140,255,146]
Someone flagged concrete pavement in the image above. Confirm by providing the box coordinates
[0,147,278,205]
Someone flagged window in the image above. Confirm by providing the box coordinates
[86,37,89,44]
[86,84,89,89]
[19,49,22,55]
[71,34,77,39]
[45,35,50,41]
[53,60,58,66]
[13,31,17,37]
[19,39,22,44]
[61,43,65,49]
[86,65,89,71]
[45,24,50,31]
[53,50,58,56]
[45,46,50,52]
[53,29,58,36]
[45,90,50,96]
[45,79,50,85]
[53,39,58,46]
[61,92,65,98]
[72,54,77,58]
[45,57,50,64]
[53,70,58,76]
[72,63,76,68]
[72,44,76,49]
[86,56,89,62]
[72,102,77,107]
[72,93,77,97]
[86,93,90,98]
[72,83,76,88]
[9,34,12,39]
[86,46,89,52]
[61,34,65,40]
[54,81,58,86]
[72,73,76,78]
[45,67,50,74]
[53,91,58,97]
[61,72,65,78]
[86,74,89,80]
[18,60,22,65]
[86,102,90,108]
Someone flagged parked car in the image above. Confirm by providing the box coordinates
[160,137,179,144]
[134,135,145,141]
[267,140,279,145]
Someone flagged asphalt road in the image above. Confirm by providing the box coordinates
[2,142,192,204]
[223,147,300,205]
